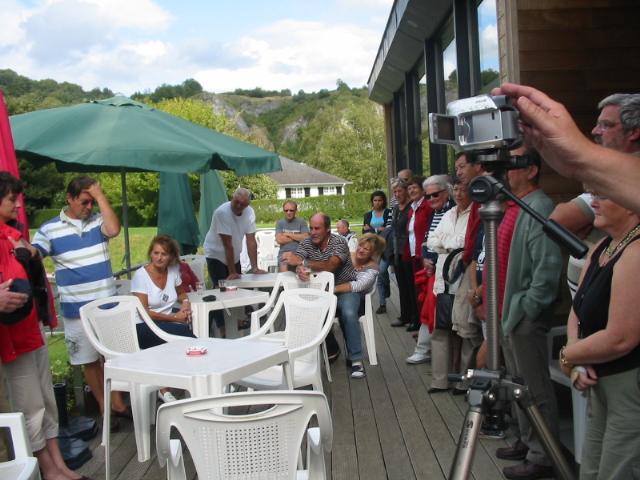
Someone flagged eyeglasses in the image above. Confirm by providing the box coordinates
[595,120,620,131]
[425,189,445,200]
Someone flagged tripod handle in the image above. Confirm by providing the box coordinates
[543,219,589,259]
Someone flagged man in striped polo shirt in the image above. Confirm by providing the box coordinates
[33,176,128,417]
[280,213,367,378]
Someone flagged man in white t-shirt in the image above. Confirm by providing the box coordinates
[203,188,266,333]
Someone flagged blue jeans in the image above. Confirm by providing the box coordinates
[336,291,363,361]
[377,257,390,306]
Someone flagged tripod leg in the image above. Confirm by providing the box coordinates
[514,390,576,480]
[449,405,484,480]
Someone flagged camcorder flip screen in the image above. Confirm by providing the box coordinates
[429,114,457,144]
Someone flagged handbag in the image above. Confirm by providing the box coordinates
[435,290,454,330]
[434,248,464,331]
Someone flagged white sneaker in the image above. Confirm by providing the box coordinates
[158,391,177,403]
[406,353,431,364]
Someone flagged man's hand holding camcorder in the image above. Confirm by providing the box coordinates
[491,83,597,179]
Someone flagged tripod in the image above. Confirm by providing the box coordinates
[448,173,587,480]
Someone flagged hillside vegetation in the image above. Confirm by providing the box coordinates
[1,71,390,224]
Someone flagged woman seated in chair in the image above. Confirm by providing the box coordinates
[334,233,385,295]
[131,235,195,350]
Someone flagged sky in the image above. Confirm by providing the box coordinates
[0,0,397,95]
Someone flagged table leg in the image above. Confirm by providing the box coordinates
[104,377,111,480]
[283,360,294,390]
[131,384,152,462]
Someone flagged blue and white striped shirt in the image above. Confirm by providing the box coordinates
[32,209,115,318]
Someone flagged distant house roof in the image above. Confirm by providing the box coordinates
[266,156,351,187]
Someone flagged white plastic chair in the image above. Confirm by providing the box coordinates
[358,282,378,366]
[113,278,131,295]
[156,390,332,480]
[179,254,207,286]
[320,281,378,382]
[547,325,587,464]
[256,230,280,271]
[250,271,335,333]
[237,288,337,392]
[0,413,40,480]
[79,295,186,462]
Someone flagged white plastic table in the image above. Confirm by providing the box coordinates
[103,337,293,476]
[187,287,269,338]
[224,272,285,289]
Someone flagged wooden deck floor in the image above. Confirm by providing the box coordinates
[75,284,544,480]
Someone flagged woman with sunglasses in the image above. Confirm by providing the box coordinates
[363,190,392,313]
[406,175,454,363]
[560,191,640,478]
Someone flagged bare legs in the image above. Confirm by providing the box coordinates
[35,438,83,480]
[83,360,127,414]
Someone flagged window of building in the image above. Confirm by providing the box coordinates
[477,0,499,93]
[324,186,337,196]
[290,187,305,198]
[439,18,458,105]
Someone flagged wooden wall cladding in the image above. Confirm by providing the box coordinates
[512,0,640,200]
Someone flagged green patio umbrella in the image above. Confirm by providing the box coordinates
[10,96,281,272]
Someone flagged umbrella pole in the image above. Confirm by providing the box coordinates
[120,171,132,278]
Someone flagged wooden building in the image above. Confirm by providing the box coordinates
[367,0,640,200]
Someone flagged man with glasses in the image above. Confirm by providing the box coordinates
[203,188,265,335]
[551,93,640,297]
[33,176,129,421]
[275,200,308,272]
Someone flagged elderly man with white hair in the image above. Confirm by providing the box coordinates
[203,187,266,335]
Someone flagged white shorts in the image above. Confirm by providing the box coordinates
[63,317,100,365]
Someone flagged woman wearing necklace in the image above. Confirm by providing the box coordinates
[131,235,195,349]
[560,191,640,479]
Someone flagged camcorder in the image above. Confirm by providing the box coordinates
[429,94,530,169]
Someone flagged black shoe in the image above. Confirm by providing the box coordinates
[427,387,448,394]
[503,461,554,479]
[496,440,529,461]
[327,349,341,363]
[375,305,386,314]
[109,416,120,433]
[390,319,408,327]
[406,322,420,332]
[451,388,467,396]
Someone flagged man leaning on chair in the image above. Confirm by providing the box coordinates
[280,212,367,379]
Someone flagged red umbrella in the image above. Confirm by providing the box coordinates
[0,89,58,328]
[0,89,28,238]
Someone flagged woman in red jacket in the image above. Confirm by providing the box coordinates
[0,172,87,480]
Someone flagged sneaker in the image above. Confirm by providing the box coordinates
[158,391,177,403]
[479,428,506,440]
[350,362,366,379]
[406,353,430,364]
[375,305,386,314]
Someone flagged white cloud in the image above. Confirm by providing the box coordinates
[480,24,499,65]
[194,19,383,93]
[41,0,171,30]
[1,1,392,95]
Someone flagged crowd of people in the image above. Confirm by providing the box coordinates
[1,83,639,479]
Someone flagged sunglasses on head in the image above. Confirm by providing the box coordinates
[425,189,445,200]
